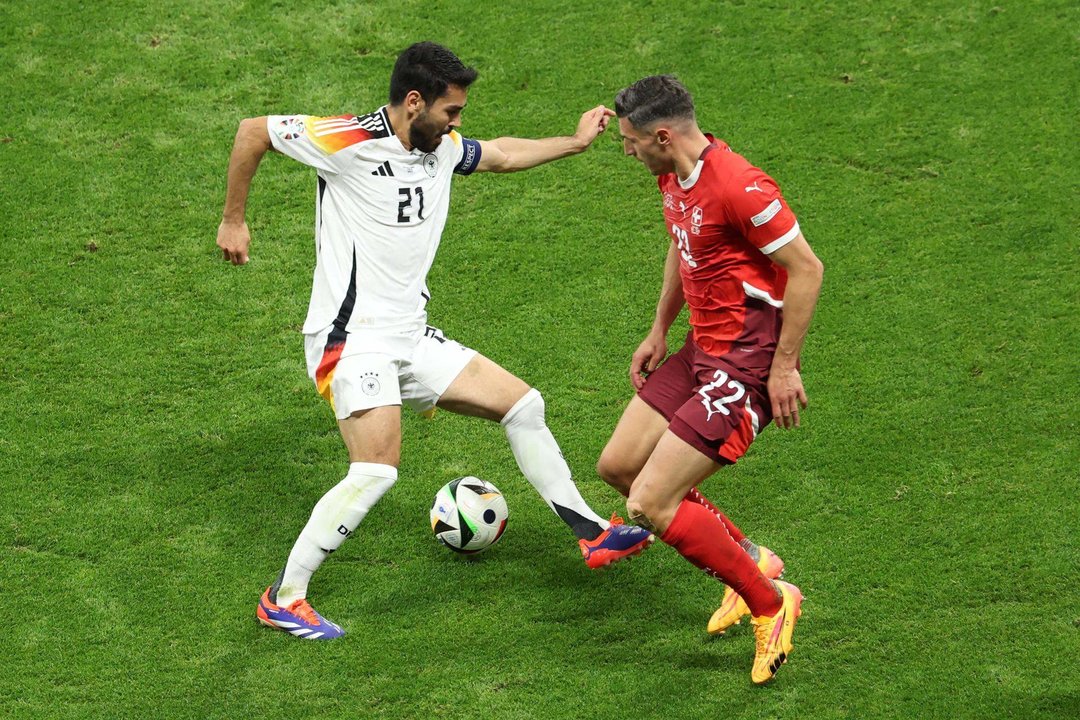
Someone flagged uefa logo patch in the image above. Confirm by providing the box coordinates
[279,117,305,140]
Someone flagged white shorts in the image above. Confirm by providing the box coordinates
[304,324,477,419]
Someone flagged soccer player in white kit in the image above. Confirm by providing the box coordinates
[216,42,654,639]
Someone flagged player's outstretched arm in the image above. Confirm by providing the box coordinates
[217,117,273,265]
[631,241,686,390]
[474,106,615,173]
[766,233,824,429]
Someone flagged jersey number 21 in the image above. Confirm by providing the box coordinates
[397,187,425,222]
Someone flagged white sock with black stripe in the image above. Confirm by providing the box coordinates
[272,462,397,606]
[501,389,608,540]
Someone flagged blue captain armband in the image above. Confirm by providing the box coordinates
[454,137,482,175]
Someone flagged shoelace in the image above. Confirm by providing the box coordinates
[287,599,321,626]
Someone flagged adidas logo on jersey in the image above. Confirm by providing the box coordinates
[356,111,388,134]
[311,109,390,139]
[310,116,363,137]
[371,161,394,177]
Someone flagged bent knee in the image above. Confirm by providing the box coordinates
[626,483,680,535]
[500,387,544,427]
[596,447,637,492]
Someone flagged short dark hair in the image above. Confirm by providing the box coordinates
[388,42,478,105]
[614,75,696,129]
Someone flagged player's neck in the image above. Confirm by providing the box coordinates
[672,130,712,182]
[386,104,415,151]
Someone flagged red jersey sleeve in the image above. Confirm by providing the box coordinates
[724,168,800,254]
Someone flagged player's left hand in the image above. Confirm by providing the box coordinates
[573,106,616,148]
[767,365,808,429]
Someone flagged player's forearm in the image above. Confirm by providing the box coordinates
[221,117,272,223]
[486,135,586,172]
[651,243,685,336]
[773,262,823,368]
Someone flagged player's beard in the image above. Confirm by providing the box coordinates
[409,111,448,153]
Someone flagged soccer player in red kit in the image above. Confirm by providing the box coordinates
[597,75,823,684]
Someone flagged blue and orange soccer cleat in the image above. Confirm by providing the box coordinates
[707,544,785,635]
[256,586,345,640]
[579,514,655,569]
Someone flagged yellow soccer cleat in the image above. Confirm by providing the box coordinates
[707,545,785,635]
[750,580,803,685]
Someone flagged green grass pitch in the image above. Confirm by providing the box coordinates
[1,1,1077,718]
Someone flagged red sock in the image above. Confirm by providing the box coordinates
[661,500,781,616]
[685,487,746,544]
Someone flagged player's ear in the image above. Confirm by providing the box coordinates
[404,90,426,114]
[655,127,672,146]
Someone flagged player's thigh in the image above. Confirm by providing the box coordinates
[338,405,403,465]
[628,430,722,534]
[600,337,697,484]
[597,395,670,485]
[436,353,530,422]
[312,347,405,466]
[399,326,524,422]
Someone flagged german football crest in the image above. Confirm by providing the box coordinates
[423,153,438,177]
[361,372,381,396]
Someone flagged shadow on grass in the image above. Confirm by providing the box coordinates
[999,691,1080,719]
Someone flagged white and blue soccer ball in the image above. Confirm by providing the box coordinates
[430,477,508,554]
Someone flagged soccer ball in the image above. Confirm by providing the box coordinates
[430,477,508,554]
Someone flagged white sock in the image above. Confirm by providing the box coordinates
[273,462,397,605]
[501,389,608,539]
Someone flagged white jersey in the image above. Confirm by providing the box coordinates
[266,107,482,335]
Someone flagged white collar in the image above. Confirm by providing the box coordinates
[678,159,704,190]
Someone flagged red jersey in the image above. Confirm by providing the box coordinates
[658,136,800,378]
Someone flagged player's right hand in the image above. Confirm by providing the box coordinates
[630,332,667,391]
[573,105,616,149]
[217,220,251,265]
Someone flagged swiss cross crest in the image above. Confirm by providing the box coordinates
[690,206,704,235]
[663,192,675,210]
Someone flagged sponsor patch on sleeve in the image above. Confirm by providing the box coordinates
[750,199,782,227]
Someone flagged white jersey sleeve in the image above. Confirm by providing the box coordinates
[448,130,482,175]
[267,114,377,175]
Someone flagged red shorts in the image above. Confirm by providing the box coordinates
[638,333,772,464]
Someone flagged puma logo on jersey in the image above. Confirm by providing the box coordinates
[745,182,764,193]
[371,161,394,177]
